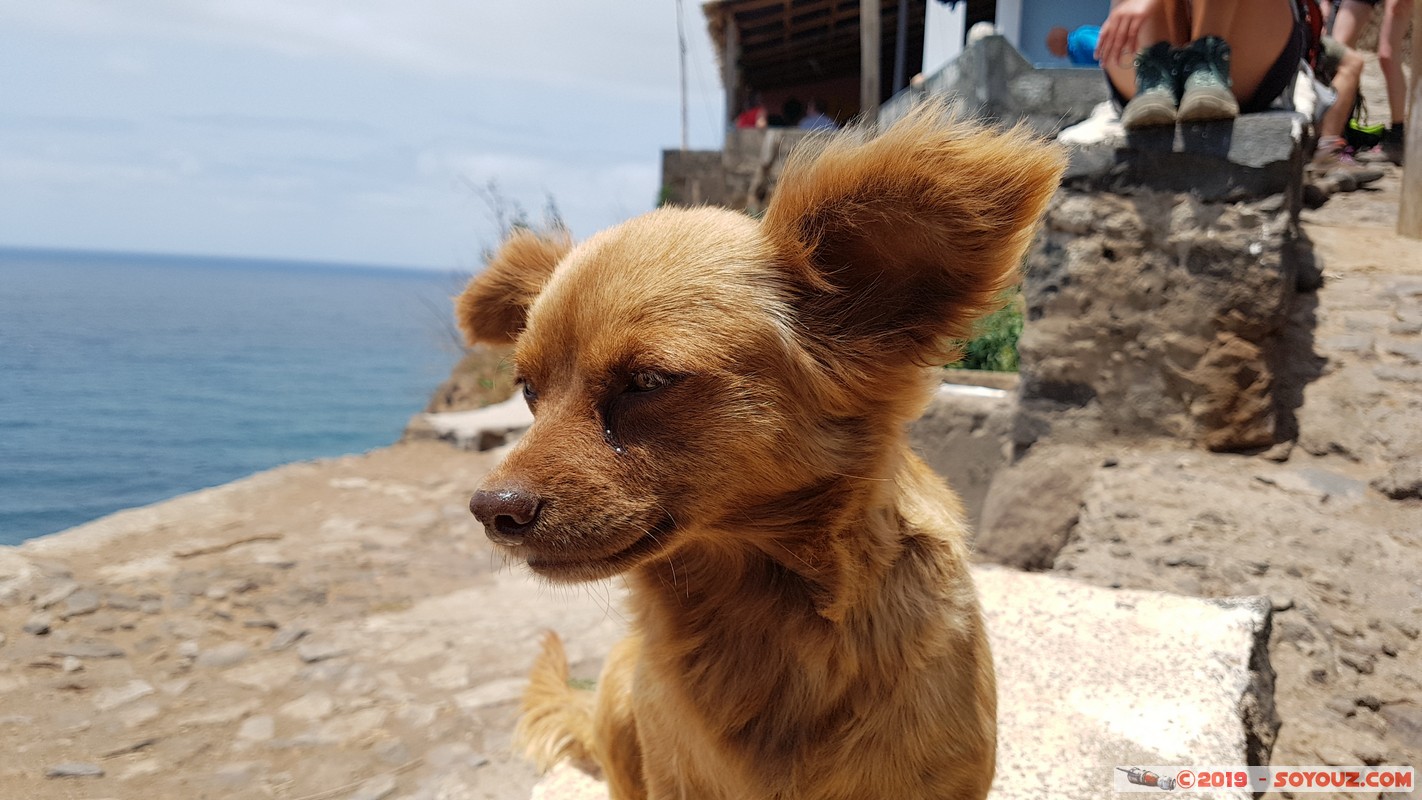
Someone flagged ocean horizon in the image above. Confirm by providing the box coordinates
[0,246,469,546]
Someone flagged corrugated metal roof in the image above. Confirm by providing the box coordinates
[704,0,927,90]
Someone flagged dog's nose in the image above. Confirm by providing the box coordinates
[469,486,542,543]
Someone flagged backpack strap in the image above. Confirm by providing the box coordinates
[1296,0,1326,70]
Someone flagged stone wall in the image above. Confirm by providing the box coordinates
[880,35,1108,136]
[661,128,815,214]
[1016,112,1314,453]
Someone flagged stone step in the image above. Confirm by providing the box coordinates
[529,567,1276,800]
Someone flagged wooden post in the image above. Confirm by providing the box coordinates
[893,0,909,93]
[724,16,740,131]
[1399,1,1422,238]
[861,0,881,124]
[677,0,689,152]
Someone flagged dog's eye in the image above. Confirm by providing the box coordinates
[626,371,670,393]
[520,380,538,408]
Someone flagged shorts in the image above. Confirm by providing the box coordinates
[1246,19,1308,113]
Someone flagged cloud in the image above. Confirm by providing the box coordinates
[0,154,176,187]
[417,146,660,239]
[0,1,727,266]
[101,51,151,76]
[0,1,718,100]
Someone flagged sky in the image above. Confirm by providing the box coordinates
[0,1,727,271]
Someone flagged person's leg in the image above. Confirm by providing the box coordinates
[1320,45,1363,145]
[1103,0,1298,125]
[1186,0,1239,38]
[1377,0,1413,125]
[1164,0,1191,45]
[1199,0,1296,106]
[1173,0,1297,120]
[1312,46,1386,187]
[1101,0,1179,101]
[1329,0,1377,47]
[1173,0,1239,119]
[1376,0,1412,162]
[1099,0,1187,128]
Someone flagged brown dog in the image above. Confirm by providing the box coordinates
[458,104,1064,799]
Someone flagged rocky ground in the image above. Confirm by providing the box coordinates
[1040,166,1422,797]
[0,442,632,800]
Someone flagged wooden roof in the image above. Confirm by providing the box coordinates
[704,0,927,91]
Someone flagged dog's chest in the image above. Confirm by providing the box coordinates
[634,620,925,796]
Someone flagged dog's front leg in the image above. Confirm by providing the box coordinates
[594,636,648,800]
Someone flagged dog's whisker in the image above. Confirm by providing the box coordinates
[678,554,690,604]
[603,581,628,625]
[580,583,610,622]
[642,503,684,601]
[655,534,679,595]
[823,470,891,482]
[770,539,815,571]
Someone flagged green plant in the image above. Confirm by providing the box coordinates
[948,291,1024,372]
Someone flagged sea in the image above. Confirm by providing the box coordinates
[0,247,467,546]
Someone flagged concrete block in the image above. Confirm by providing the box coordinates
[981,568,1277,800]
[1063,110,1308,202]
[409,394,533,451]
[528,568,1278,800]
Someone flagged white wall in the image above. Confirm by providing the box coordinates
[922,0,968,76]
[995,0,1023,49]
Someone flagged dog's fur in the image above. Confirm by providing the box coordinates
[457,104,1064,799]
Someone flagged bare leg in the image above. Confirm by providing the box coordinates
[1378,0,1414,125]
[1312,46,1384,188]
[1105,0,1295,105]
[1321,47,1365,141]
[1329,0,1376,47]
[1164,0,1191,44]
[1101,0,1178,101]
[1187,0,1295,105]
[1187,0,1240,38]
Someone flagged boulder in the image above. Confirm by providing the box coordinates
[1017,114,1312,453]
[0,551,37,607]
[421,345,515,414]
[975,444,1101,569]
[1372,456,1422,499]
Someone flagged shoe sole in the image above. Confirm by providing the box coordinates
[1121,93,1178,130]
[1178,87,1238,123]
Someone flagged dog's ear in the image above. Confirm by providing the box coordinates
[456,228,572,345]
[761,103,1065,366]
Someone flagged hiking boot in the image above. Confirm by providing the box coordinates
[1309,145,1385,188]
[1380,124,1405,166]
[1177,35,1239,123]
[1120,41,1179,130]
